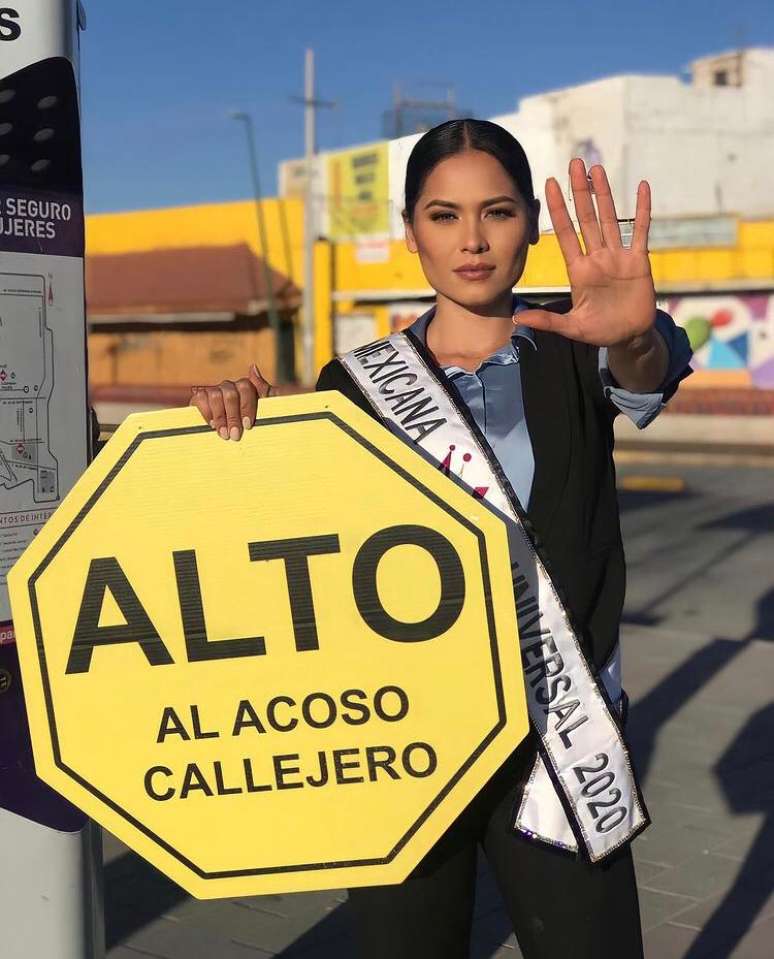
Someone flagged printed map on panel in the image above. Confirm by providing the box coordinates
[0,274,58,503]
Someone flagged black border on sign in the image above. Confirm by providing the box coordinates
[29,412,509,879]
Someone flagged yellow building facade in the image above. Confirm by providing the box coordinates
[87,198,774,390]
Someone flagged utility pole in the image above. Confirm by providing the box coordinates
[303,51,316,387]
[230,111,287,382]
[292,50,335,385]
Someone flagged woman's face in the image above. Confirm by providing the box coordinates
[404,149,540,311]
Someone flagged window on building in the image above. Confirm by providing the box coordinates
[713,70,729,86]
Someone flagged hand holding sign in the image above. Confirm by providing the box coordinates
[189,363,271,441]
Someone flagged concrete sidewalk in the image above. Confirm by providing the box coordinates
[614,412,774,461]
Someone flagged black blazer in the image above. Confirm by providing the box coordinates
[316,297,640,671]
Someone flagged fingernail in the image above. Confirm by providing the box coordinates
[209,420,215,429]
[242,416,252,430]
[218,427,229,440]
[229,426,240,441]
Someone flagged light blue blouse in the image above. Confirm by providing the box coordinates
[409,296,693,509]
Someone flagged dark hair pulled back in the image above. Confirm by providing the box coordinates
[402,118,535,224]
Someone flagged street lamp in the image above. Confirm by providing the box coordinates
[229,110,288,383]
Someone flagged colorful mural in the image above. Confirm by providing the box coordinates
[666,293,774,389]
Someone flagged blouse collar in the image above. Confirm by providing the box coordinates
[408,294,537,373]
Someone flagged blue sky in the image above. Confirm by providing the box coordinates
[80,0,774,213]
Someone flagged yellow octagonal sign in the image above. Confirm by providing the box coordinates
[9,392,528,898]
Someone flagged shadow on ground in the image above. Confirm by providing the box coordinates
[104,852,188,949]
[682,702,774,958]
[628,578,774,958]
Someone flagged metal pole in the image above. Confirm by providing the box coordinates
[302,48,316,386]
[231,112,287,383]
[289,51,335,385]
[277,196,295,301]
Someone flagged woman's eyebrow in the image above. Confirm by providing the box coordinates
[482,195,519,206]
[424,199,460,210]
[423,195,519,210]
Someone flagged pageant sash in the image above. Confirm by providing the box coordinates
[339,332,649,862]
[514,645,626,853]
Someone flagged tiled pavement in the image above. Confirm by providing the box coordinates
[104,464,774,957]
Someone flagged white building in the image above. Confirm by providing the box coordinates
[281,48,774,241]
[484,47,774,232]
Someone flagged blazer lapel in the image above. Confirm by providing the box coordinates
[519,331,573,539]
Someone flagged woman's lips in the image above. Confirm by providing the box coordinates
[454,267,495,281]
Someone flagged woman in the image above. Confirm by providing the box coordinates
[191,119,691,958]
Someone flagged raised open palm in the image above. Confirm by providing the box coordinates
[519,158,657,348]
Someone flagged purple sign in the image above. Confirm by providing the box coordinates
[0,643,86,830]
[0,187,84,257]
